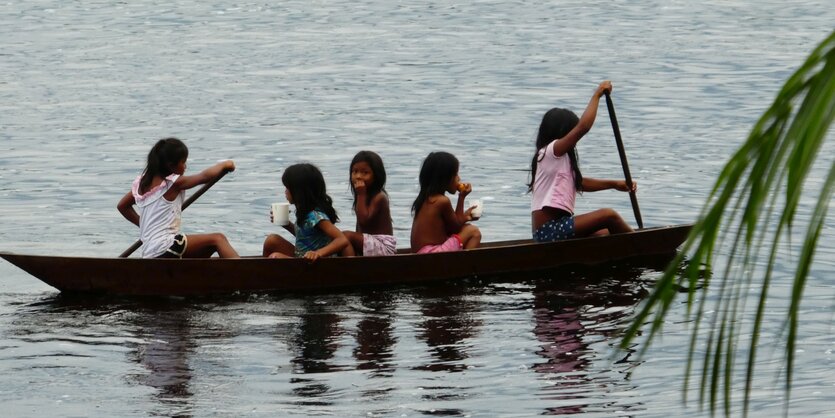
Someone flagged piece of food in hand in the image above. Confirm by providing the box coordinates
[458,183,467,192]
[471,199,483,219]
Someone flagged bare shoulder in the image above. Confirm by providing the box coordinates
[370,191,391,207]
[427,194,451,207]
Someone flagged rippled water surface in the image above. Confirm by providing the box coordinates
[1,1,834,416]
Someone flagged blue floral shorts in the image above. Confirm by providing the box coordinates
[533,216,575,242]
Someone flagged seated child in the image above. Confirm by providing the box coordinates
[529,81,635,241]
[262,163,353,262]
[117,137,239,259]
[343,151,396,256]
[410,151,481,253]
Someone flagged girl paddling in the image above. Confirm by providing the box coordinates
[117,137,240,258]
[529,81,635,242]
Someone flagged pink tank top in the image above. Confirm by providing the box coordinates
[531,141,576,214]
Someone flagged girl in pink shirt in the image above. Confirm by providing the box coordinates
[528,81,635,242]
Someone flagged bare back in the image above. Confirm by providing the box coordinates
[410,194,457,251]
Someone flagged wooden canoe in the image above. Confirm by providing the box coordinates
[0,224,692,296]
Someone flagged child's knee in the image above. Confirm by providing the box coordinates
[263,233,280,246]
[600,208,621,221]
[212,233,230,244]
[462,224,481,240]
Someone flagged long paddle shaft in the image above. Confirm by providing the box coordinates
[604,92,644,229]
[119,169,231,258]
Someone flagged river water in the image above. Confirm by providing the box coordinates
[1,1,834,416]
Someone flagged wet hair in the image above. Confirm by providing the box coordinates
[349,150,387,210]
[411,151,459,216]
[527,107,584,193]
[139,137,189,194]
[282,163,339,225]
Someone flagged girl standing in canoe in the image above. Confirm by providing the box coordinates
[117,137,240,258]
[342,151,396,256]
[529,81,635,242]
[410,151,481,253]
[263,163,353,262]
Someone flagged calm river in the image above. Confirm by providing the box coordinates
[1,1,833,416]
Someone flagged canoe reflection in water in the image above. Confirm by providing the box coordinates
[129,306,196,415]
[2,258,676,416]
[412,283,482,374]
[279,293,400,404]
[353,292,397,378]
[531,266,653,415]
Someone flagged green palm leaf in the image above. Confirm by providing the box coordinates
[621,29,835,416]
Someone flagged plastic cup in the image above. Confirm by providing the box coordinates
[271,203,290,226]
[471,199,483,219]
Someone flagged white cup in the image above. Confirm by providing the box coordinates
[471,199,483,219]
[271,202,290,226]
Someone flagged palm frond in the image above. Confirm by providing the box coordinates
[621,30,835,416]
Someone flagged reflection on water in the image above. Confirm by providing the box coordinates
[409,284,484,417]
[283,298,347,405]
[412,284,483,374]
[129,308,194,416]
[0,263,703,416]
[529,266,652,415]
[353,291,397,378]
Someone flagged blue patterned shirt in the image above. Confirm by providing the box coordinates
[294,209,333,257]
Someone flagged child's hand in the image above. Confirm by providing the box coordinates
[614,180,636,192]
[457,182,472,197]
[303,250,321,263]
[269,208,274,223]
[597,80,613,96]
[466,205,479,221]
[353,179,367,193]
[222,160,236,172]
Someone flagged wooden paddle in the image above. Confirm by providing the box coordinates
[119,168,232,258]
[604,92,644,229]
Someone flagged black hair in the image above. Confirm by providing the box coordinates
[282,163,339,225]
[411,151,459,216]
[527,107,584,193]
[139,137,189,194]
[349,150,387,210]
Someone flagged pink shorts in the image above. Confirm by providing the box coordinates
[416,234,463,254]
[363,234,397,256]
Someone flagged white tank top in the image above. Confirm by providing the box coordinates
[132,174,185,258]
[531,141,576,214]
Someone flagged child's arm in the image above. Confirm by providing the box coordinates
[117,192,140,226]
[353,185,381,226]
[303,220,349,262]
[173,160,235,192]
[552,81,613,157]
[455,183,478,223]
[439,194,474,235]
[582,177,636,193]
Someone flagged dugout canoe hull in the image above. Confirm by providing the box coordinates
[0,224,692,296]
